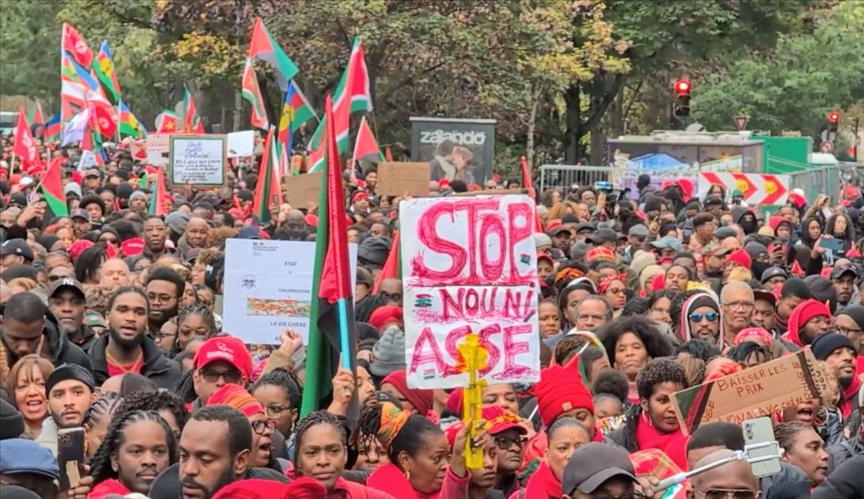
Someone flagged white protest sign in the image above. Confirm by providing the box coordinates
[399,194,541,389]
[77,151,97,171]
[169,134,227,186]
[222,239,358,345]
[146,133,171,166]
[227,130,255,158]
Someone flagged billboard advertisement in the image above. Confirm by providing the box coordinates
[410,117,496,183]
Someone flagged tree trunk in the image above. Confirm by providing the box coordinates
[526,86,540,170]
[564,84,581,164]
[233,90,243,132]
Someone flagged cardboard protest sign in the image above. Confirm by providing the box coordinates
[671,349,830,435]
[399,194,541,389]
[377,162,429,197]
[283,171,322,208]
[169,134,227,187]
[146,133,171,166]
[227,130,255,158]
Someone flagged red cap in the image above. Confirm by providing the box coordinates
[194,336,253,382]
[483,405,527,435]
[369,305,403,331]
[726,249,751,269]
[734,327,773,349]
[438,178,451,188]
[67,240,94,262]
[212,478,326,499]
[304,214,318,228]
[120,238,145,257]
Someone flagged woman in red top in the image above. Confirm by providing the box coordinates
[292,410,395,499]
[513,418,591,499]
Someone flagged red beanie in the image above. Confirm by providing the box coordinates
[531,364,594,426]
[726,249,751,269]
[369,305,403,331]
[446,388,464,416]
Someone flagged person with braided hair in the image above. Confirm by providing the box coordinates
[88,410,177,498]
[252,368,301,457]
[776,421,830,489]
[361,402,480,499]
[171,304,217,358]
[116,389,188,443]
[83,392,124,463]
[291,410,396,498]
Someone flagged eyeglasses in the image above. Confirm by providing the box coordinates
[606,288,626,296]
[251,419,277,436]
[689,312,719,323]
[154,331,177,340]
[494,435,528,450]
[587,492,648,499]
[265,404,292,418]
[199,368,243,384]
[722,301,755,310]
[695,488,760,499]
[836,326,864,336]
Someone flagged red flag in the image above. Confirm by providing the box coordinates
[384,145,393,162]
[61,23,93,68]
[521,156,543,233]
[372,230,400,294]
[13,108,39,167]
[91,101,118,139]
[318,95,352,304]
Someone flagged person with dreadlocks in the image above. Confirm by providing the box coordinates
[83,392,124,463]
[292,410,396,498]
[88,410,177,498]
[362,402,479,498]
[170,305,217,358]
[116,389,188,443]
[252,368,302,460]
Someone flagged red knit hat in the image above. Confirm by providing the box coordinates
[212,478,326,499]
[783,299,831,348]
[382,370,434,415]
[369,305,403,331]
[726,249,751,269]
[531,363,594,426]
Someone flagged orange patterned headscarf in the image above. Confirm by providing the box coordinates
[206,383,264,418]
[376,402,411,449]
[554,267,585,286]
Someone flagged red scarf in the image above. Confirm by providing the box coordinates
[635,412,685,457]
[522,461,562,499]
[87,479,131,499]
[840,374,862,419]
[367,462,439,499]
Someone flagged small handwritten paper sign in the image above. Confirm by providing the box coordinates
[169,135,227,187]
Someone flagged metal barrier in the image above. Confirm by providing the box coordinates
[787,164,864,202]
[539,165,613,191]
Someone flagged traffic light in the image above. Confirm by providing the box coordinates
[828,111,840,132]
[674,78,691,117]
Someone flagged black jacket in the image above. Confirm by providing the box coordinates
[70,325,98,354]
[4,312,91,372]
[89,334,181,389]
[812,455,864,499]
[148,463,289,499]
[827,435,864,472]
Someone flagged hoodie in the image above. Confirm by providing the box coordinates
[677,292,722,346]
[4,311,92,372]
[812,455,864,499]
[89,334,181,389]
[731,206,758,234]
[781,299,832,348]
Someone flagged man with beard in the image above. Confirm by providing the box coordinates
[149,406,289,499]
[1,292,91,369]
[831,265,858,313]
[36,364,97,456]
[126,216,174,267]
[45,279,97,352]
[146,266,185,334]
[812,333,861,420]
[699,244,729,279]
[680,292,721,343]
[89,286,180,388]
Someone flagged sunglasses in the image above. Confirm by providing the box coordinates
[696,489,759,499]
[199,368,243,385]
[494,435,528,451]
[689,312,719,323]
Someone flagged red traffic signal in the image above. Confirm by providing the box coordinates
[674,78,692,94]
[828,111,840,123]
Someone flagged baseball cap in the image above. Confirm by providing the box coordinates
[83,168,101,178]
[0,239,34,261]
[483,406,527,436]
[48,277,86,300]
[760,267,788,283]
[120,238,145,257]
[700,243,730,258]
[562,442,636,495]
[585,228,617,245]
[575,222,596,234]
[0,438,60,480]
[830,265,859,281]
[546,222,570,237]
[194,336,253,382]
[69,208,89,221]
[628,224,649,238]
[649,236,683,253]
[704,195,724,207]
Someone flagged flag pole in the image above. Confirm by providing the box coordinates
[116,99,121,144]
[10,153,17,177]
